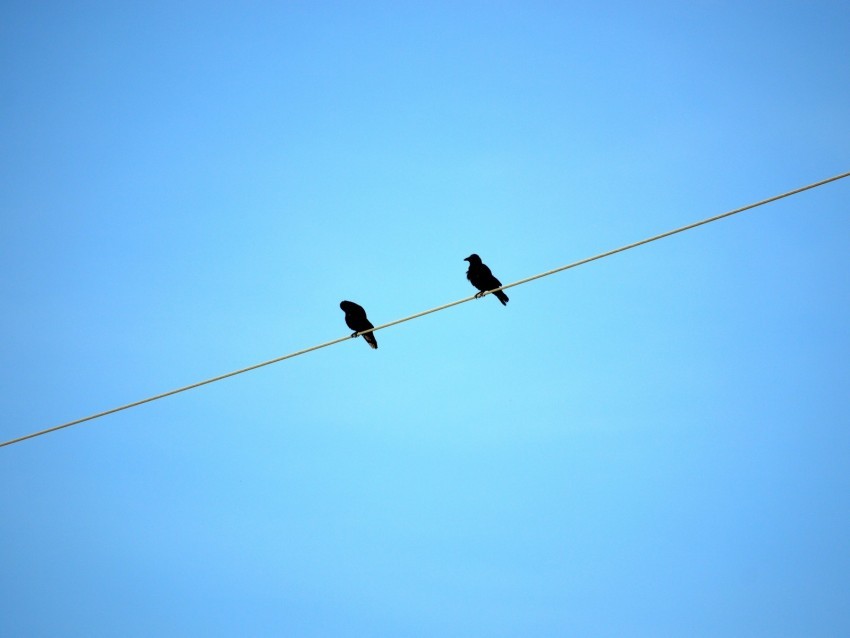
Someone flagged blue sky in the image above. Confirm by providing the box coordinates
[2,2,849,636]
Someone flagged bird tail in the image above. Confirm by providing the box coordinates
[494,290,509,306]
[362,332,378,349]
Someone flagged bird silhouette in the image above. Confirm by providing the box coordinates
[464,254,509,306]
[340,300,378,349]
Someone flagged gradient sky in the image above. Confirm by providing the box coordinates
[2,2,849,636]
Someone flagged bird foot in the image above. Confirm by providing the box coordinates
[474,291,484,299]
[350,332,359,339]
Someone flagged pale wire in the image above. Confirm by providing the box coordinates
[2,170,848,449]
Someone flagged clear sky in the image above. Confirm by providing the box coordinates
[2,2,849,636]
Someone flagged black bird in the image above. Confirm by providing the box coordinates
[340,300,378,349]
[464,254,509,306]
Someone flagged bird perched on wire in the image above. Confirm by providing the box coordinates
[464,254,509,306]
[340,301,378,349]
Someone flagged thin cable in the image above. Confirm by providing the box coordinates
[497,170,850,293]
[0,335,355,448]
[2,170,848,448]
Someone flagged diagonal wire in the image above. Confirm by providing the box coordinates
[2,170,848,448]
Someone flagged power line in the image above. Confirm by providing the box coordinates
[2,170,848,449]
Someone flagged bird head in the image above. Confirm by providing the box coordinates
[464,254,482,264]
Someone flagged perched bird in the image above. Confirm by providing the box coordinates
[464,254,509,306]
[340,300,378,349]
